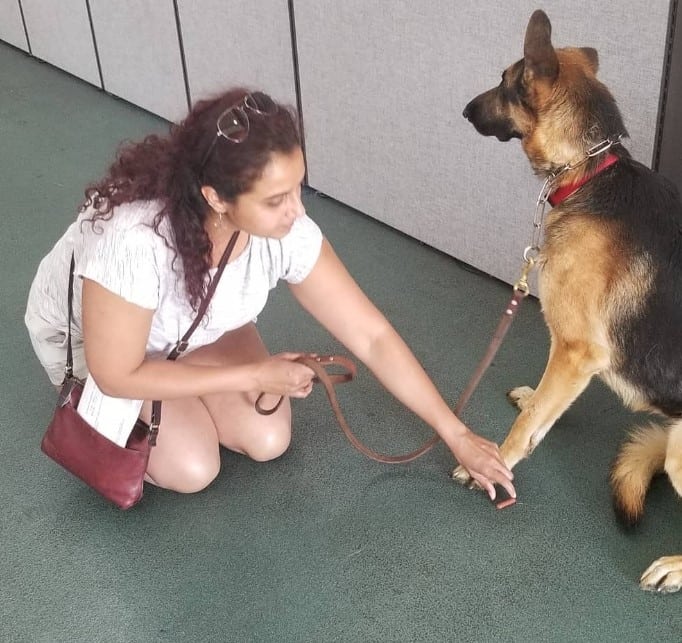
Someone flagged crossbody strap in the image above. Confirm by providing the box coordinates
[148,230,240,443]
[166,230,240,361]
[66,230,241,446]
[65,254,76,378]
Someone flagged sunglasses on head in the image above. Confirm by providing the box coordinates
[198,92,278,172]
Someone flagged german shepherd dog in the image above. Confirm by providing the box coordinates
[457,9,682,592]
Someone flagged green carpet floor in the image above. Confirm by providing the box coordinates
[2,42,681,642]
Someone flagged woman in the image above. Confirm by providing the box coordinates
[25,87,515,500]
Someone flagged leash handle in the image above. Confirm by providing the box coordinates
[256,355,440,463]
[302,355,442,463]
[254,355,356,416]
[254,287,527,464]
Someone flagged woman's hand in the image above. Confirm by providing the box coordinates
[252,353,316,398]
[450,430,516,502]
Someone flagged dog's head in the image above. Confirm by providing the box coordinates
[462,10,627,173]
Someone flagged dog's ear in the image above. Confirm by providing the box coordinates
[523,10,559,84]
[580,47,599,74]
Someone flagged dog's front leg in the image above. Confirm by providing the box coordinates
[499,339,606,468]
[452,338,607,485]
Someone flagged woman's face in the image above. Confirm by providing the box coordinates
[224,147,306,239]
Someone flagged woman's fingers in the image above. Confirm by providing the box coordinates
[276,351,308,361]
[474,473,517,502]
[470,468,515,501]
[289,379,314,398]
[453,432,516,502]
[254,355,315,395]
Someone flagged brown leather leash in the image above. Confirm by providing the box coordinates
[255,288,528,464]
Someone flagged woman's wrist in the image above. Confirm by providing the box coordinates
[434,413,471,452]
[235,362,261,393]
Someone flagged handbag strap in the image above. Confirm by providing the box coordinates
[165,230,240,361]
[66,230,241,446]
[65,253,76,378]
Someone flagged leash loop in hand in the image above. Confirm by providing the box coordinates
[255,355,355,416]
[254,285,526,465]
[255,354,440,463]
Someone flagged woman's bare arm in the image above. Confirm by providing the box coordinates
[289,239,515,499]
[81,278,314,400]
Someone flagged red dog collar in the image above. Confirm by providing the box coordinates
[548,153,619,207]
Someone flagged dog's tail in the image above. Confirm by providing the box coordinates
[610,422,669,526]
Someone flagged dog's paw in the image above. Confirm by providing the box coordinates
[640,556,682,593]
[450,465,482,491]
[507,386,534,410]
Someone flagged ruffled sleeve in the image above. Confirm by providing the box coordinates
[278,214,323,284]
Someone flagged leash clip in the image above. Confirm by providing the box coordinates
[513,249,537,295]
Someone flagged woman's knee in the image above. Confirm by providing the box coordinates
[141,395,222,493]
[178,454,221,492]
[241,422,292,462]
[149,448,221,494]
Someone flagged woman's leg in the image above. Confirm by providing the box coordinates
[141,396,220,493]
[181,323,293,461]
[142,323,291,493]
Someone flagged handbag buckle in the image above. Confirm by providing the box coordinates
[175,340,189,354]
[57,376,80,407]
[147,421,159,446]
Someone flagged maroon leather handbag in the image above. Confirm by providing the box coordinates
[41,376,152,509]
[41,231,240,509]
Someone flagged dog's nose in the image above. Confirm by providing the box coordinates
[462,103,471,120]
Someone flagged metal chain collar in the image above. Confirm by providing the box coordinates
[513,134,623,294]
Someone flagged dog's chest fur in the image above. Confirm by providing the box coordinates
[536,159,682,415]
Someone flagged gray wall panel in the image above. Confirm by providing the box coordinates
[89,0,188,121]
[0,0,28,51]
[295,1,671,287]
[19,0,100,85]
[177,0,296,106]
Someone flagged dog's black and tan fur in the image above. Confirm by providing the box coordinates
[457,9,682,592]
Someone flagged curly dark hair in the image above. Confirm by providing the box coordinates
[82,87,301,310]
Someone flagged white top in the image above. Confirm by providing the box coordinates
[26,200,323,358]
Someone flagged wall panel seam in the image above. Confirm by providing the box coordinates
[17,0,31,53]
[172,0,192,112]
[84,0,104,89]
[653,0,678,170]
[288,0,307,184]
